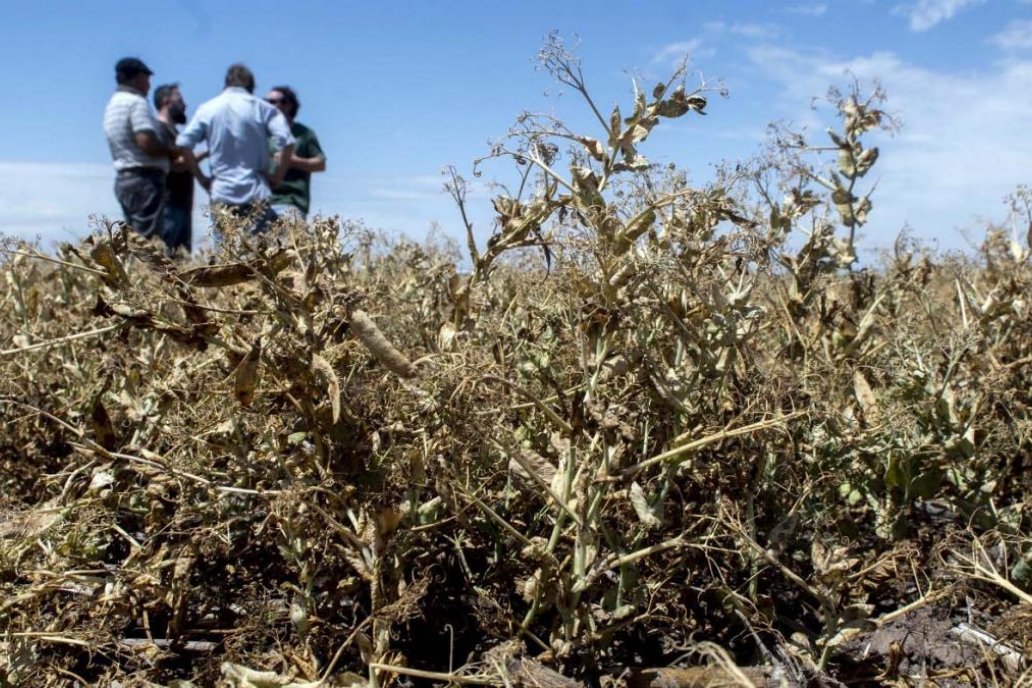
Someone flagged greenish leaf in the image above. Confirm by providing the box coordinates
[911,468,944,500]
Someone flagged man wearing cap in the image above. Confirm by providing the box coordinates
[176,64,294,234]
[102,58,186,240]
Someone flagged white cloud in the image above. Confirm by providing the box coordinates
[0,162,120,245]
[744,46,1032,250]
[727,23,781,39]
[786,3,828,16]
[652,39,712,66]
[992,19,1032,49]
[745,45,827,90]
[652,23,780,69]
[894,0,986,32]
[702,21,780,39]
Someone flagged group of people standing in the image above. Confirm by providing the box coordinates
[102,57,326,254]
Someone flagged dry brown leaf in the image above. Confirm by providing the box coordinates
[509,445,558,485]
[312,353,341,424]
[629,482,662,528]
[89,240,129,287]
[89,392,117,450]
[853,370,879,423]
[235,340,262,407]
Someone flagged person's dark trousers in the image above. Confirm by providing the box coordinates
[161,204,192,255]
[114,168,166,239]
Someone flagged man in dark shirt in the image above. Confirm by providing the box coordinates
[264,86,326,220]
[154,83,209,254]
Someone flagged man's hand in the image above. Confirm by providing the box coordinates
[270,144,295,189]
[171,153,190,173]
[177,148,213,193]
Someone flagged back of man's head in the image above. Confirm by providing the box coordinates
[153,83,179,110]
[225,64,256,93]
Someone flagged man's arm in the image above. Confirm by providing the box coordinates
[134,131,177,160]
[177,148,212,191]
[174,110,210,189]
[285,154,326,173]
[288,130,326,173]
[265,107,296,188]
[175,110,207,150]
[130,100,176,160]
[270,144,295,188]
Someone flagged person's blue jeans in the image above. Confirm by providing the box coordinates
[270,204,306,223]
[213,201,278,236]
[114,168,165,239]
[161,204,192,255]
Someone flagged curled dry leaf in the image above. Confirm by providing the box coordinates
[508,444,558,485]
[853,370,879,423]
[89,393,117,450]
[311,353,341,424]
[629,481,662,528]
[235,340,262,407]
[89,239,129,287]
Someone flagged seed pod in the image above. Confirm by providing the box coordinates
[182,263,255,288]
[350,310,417,378]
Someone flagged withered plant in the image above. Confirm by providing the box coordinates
[2,35,1032,688]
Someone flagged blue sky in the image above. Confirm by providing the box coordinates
[2,0,1032,255]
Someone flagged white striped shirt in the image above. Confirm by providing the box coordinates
[103,87,169,173]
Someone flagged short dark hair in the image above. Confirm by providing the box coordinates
[115,57,152,85]
[153,83,179,110]
[269,85,299,119]
[225,64,256,93]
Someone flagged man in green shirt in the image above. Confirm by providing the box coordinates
[265,86,326,220]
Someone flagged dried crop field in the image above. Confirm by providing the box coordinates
[3,42,1032,687]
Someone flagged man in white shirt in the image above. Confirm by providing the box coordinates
[103,58,184,239]
[177,64,295,234]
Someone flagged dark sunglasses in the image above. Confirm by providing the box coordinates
[266,98,284,105]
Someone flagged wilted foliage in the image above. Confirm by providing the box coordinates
[3,39,1032,688]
